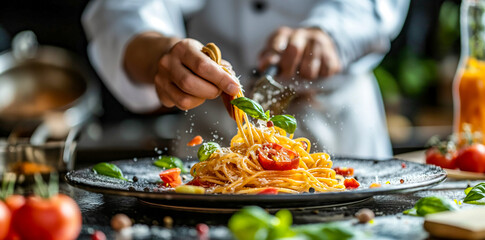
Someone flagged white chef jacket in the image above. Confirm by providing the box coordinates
[82,0,409,159]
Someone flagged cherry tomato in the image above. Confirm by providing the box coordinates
[333,167,354,177]
[0,201,11,240]
[425,147,457,169]
[344,178,360,189]
[455,144,485,173]
[12,194,82,240]
[257,188,279,195]
[187,135,204,146]
[91,230,106,240]
[5,195,25,240]
[159,168,182,187]
[257,143,300,170]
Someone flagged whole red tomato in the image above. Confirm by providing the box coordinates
[455,144,485,173]
[12,194,82,240]
[425,147,457,169]
[0,201,11,240]
[5,195,26,240]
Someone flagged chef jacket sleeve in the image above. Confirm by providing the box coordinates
[82,0,190,113]
[300,0,410,73]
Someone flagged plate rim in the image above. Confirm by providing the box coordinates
[65,157,447,203]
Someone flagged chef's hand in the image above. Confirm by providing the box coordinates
[259,27,342,80]
[155,39,240,110]
[124,33,240,110]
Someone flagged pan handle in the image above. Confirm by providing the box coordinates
[12,30,38,61]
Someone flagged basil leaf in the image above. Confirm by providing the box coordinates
[403,196,458,216]
[270,209,294,239]
[228,206,274,240]
[231,97,269,121]
[270,115,297,134]
[92,162,128,181]
[229,206,360,240]
[293,223,354,240]
[153,156,188,173]
[197,142,220,162]
[464,183,485,203]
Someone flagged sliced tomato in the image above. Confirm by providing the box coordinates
[186,178,215,188]
[187,135,204,147]
[344,178,360,189]
[257,188,279,195]
[333,167,354,177]
[159,168,182,187]
[257,143,300,170]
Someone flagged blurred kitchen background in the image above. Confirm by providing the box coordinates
[0,0,461,164]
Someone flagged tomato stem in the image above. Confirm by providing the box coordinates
[33,173,59,199]
[0,172,15,200]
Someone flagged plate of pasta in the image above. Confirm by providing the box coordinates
[65,43,446,209]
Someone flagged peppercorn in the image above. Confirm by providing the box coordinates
[111,213,132,231]
[355,208,375,223]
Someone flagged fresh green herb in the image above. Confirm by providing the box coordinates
[270,115,297,134]
[464,183,485,204]
[228,206,357,240]
[231,97,270,121]
[197,142,221,162]
[33,173,59,199]
[153,156,188,173]
[0,173,15,200]
[403,196,458,216]
[92,162,128,181]
[228,206,294,240]
[292,223,354,240]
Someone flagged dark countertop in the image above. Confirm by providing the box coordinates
[61,163,481,240]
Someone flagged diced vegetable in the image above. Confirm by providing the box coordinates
[175,185,206,194]
[333,167,354,177]
[159,168,182,188]
[257,188,278,195]
[187,135,204,146]
[344,178,360,189]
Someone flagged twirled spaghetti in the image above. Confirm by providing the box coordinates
[188,43,346,194]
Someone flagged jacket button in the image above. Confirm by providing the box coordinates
[252,0,267,13]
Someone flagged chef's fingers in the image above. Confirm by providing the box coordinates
[319,39,342,77]
[299,39,321,80]
[176,40,240,96]
[169,58,221,99]
[279,29,306,79]
[258,26,292,71]
[163,80,206,110]
[154,71,175,108]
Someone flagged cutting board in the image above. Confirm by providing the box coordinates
[424,207,485,239]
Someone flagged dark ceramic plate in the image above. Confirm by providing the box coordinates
[66,157,446,210]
